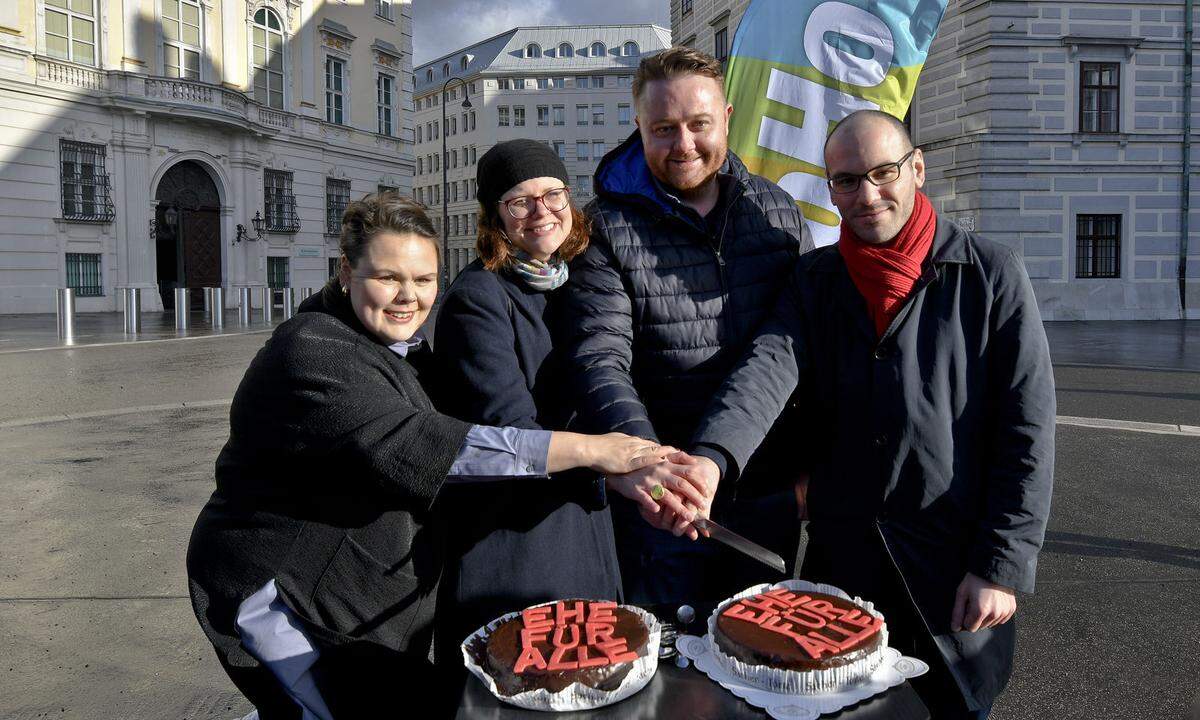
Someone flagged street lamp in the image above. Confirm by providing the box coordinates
[441,75,472,291]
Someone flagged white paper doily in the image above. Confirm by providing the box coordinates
[676,635,928,719]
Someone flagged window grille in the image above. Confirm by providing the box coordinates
[60,140,115,222]
[326,178,350,235]
[264,169,300,232]
[1076,214,1121,278]
[66,253,102,297]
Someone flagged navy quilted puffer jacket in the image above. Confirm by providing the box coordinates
[558,131,813,495]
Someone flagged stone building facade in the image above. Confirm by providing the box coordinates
[672,0,1199,319]
[0,0,415,314]
[412,24,671,278]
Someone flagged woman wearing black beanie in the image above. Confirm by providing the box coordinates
[432,140,692,671]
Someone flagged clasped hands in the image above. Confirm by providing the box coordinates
[605,450,721,541]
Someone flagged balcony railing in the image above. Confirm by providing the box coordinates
[35,57,300,134]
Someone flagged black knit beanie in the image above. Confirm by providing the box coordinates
[476,139,571,206]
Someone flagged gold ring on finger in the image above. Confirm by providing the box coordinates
[650,484,666,501]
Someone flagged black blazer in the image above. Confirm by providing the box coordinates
[186,285,471,715]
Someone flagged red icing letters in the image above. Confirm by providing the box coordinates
[512,601,641,674]
[722,591,883,661]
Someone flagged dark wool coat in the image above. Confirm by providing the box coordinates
[559,131,814,499]
[691,218,1056,709]
[186,285,471,716]
[431,260,621,648]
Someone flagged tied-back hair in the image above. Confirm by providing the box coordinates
[323,191,440,297]
[475,191,590,272]
[633,46,724,106]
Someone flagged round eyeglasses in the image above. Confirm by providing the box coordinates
[500,187,570,219]
[827,149,916,195]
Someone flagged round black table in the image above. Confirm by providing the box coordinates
[453,605,929,720]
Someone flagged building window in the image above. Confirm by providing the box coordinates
[552,77,565,89]
[325,56,345,125]
[575,175,589,195]
[577,104,588,125]
[375,0,393,21]
[251,9,284,109]
[267,256,290,288]
[552,105,565,126]
[526,43,541,58]
[264,169,299,232]
[536,77,548,89]
[163,0,202,79]
[590,41,606,57]
[592,104,605,125]
[326,178,350,235]
[682,0,693,15]
[469,111,476,131]
[426,68,433,82]
[460,56,469,71]
[329,257,339,279]
[470,146,477,164]
[537,105,549,126]
[449,116,456,135]
[498,105,509,126]
[577,76,590,89]
[554,141,565,160]
[451,149,458,168]
[514,106,525,126]
[416,125,422,143]
[45,0,98,66]
[558,42,573,58]
[618,103,631,125]
[714,26,729,64]
[1076,214,1121,278]
[623,41,639,57]
[498,78,510,90]
[443,62,449,77]
[592,140,606,160]
[377,73,394,135]
[618,75,633,88]
[60,140,114,222]
[66,253,102,297]
[417,157,423,174]
[576,141,589,161]
[1080,62,1119,133]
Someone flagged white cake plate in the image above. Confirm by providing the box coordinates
[676,635,929,720]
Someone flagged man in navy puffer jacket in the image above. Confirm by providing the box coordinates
[557,47,814,605]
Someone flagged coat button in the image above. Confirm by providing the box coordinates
[873,347,890,360]
[873,434,888,448]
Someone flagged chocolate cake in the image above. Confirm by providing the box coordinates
[479,600,651,696]
[713,587,887,690]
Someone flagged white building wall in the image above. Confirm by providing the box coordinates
[0,0,416,314]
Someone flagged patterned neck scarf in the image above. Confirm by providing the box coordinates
[506,247,569,292]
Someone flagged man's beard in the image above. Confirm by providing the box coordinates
[661,149,726,200]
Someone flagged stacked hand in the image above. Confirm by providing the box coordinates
[604,452,721,540]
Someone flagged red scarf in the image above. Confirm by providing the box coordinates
[838,191,937,338]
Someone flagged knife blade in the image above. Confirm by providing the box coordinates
[692,517,787,574]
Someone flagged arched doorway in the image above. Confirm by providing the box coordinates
[155,160,222,309]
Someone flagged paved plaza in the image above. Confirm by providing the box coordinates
[0,314,1197,719]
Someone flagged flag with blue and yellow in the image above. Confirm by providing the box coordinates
[725,0,948,245]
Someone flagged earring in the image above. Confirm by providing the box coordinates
[340,285,348,295]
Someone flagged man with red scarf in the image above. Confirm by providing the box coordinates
[683,110,1056,719]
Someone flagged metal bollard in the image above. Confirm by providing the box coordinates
[260,286,274,324]
[55,287,75,341]
[174,287,190,331]
[238,287,252,326]
[282,287,295,320]
[299,287,314,303]
[202,287,212,315]
[122,287,141,334]
[211,287,225,329]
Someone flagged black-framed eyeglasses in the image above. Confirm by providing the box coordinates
[827,149,916,195]
[499,187,570,219]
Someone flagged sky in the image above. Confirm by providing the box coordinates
[411,0,671,65]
